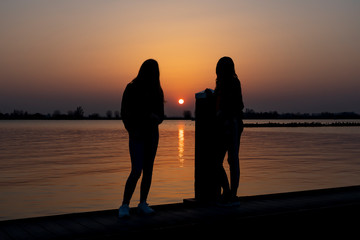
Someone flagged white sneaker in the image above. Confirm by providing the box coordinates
[118,204,130,218]
[137,202,155,215]
[231,200,241,207]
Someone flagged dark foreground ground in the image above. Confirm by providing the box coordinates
[1,185,360,239]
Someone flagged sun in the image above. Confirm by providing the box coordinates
[178,99,184,105]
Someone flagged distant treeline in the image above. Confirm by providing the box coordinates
[243,122,360,127]
[0,107,121,120]
[243,109,360,120]
[0,107,359,120]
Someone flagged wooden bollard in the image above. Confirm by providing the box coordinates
[194,89,221,202]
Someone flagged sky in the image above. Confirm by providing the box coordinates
[1,0,359,117]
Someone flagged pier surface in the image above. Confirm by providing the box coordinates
[1,185,360,239]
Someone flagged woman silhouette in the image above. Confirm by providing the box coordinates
[215,56,244,205]
[119,59,164,217]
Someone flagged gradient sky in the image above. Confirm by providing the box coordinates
[1,0,359,117]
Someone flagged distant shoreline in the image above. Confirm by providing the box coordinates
[243,122,360,127]
[2,109,359,121]
[0,118,359,127]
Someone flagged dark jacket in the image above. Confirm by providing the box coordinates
[215,78,244,120]
[121,82,164,132]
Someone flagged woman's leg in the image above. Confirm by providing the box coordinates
[215,133,231,198]
[122,134,144,205]
[218,164,231,198]
[140,127,159,203]
[227,120,243,198]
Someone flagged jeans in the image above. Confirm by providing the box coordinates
[217,118,243,199]
[122,125,159,205]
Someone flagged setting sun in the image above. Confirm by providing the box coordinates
[178,99,184,105]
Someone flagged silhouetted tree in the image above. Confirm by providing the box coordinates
[183,110,192,119]
[89,113,101,119]
[74,106,84,119]
[114,110,120,119]
[52,110,61,118]
[106,110,113,119]
[12,109,24,117]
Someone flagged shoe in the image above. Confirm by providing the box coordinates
[216,201,233,207]
[118,204,130,218]
[231,200,241,207]
[217,195,240,207]
[137,202,155,215]
[229,195,240,206]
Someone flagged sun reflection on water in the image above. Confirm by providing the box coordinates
[178,124,185,167]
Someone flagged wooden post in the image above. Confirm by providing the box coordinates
[194,89,221,202]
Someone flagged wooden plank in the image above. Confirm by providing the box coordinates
[0,228,12,240]
[18,221,52,240]
[51,217,90,238]
[88,213,127,234]
[37,220,72,239]
[1,223,33,240]
[74,216,108,233]
[89,213,120,228]
[1,186,360,239]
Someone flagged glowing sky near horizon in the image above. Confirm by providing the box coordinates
[1,0,359,116]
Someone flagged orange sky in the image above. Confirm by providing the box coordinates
[1,0,359,116]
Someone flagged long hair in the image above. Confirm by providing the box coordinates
[132,59,164,102]
[215,56,239,90]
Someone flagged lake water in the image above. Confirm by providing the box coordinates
[1,120,360,220]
